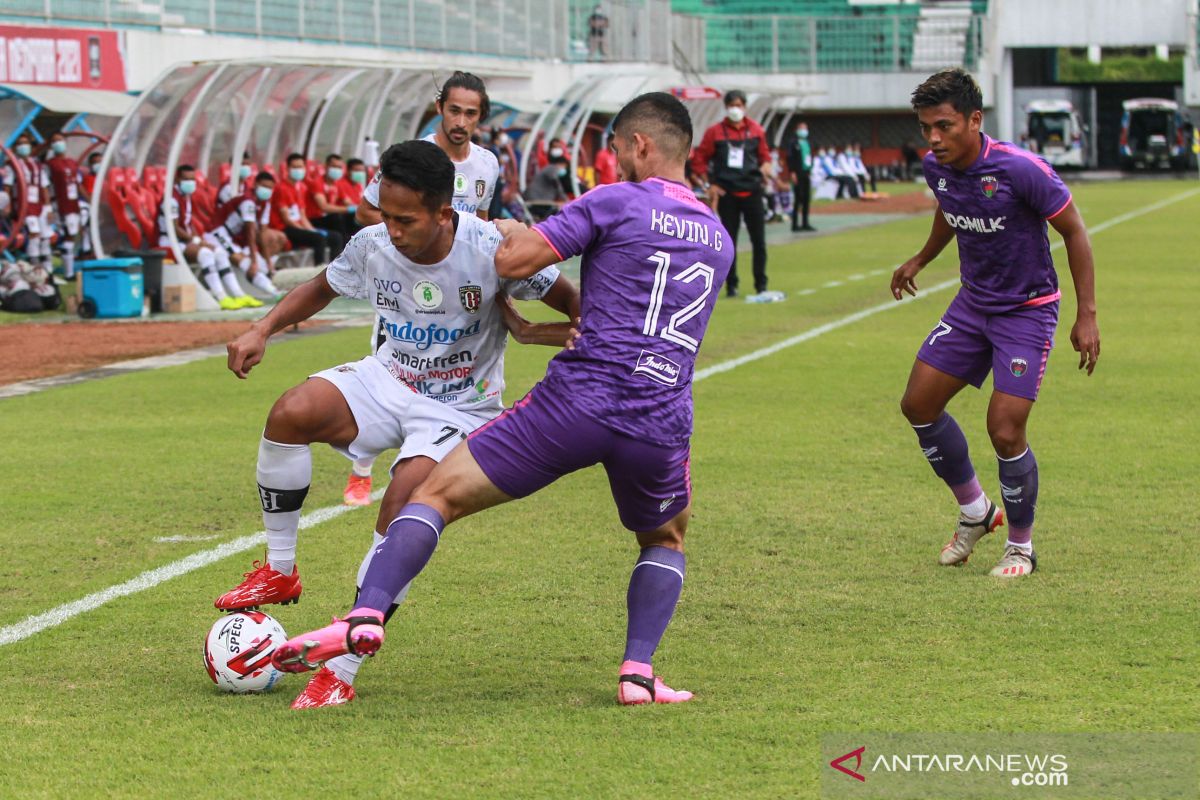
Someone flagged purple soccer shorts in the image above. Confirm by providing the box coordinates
[467,379,692,532]
[917,292,1058,401]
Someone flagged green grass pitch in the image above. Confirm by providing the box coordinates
[0,180,1196,798]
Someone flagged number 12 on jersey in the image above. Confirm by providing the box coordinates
[642,251,715,354]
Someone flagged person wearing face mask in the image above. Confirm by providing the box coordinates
[11,133,54,276]
[307,153,358,241]
[218,152,255,205]
[785,120,816,232]
[690,90,771,298]
[206,172,282,301]
[45,132,84,278]
[272,152,343,264]
[338,158,369,207]
[164,164,260,310]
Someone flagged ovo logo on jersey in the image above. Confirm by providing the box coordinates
[942,211,1006,233]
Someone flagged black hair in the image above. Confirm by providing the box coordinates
[437,71,490,120]
[910,68,983,115]
[724,89,747,106]
[346,158,365,170]
[286,152,306,166]
[378,140,454,212]
[611,91,694,161]
[325,153,343,165]
[255,171,275,183]
[88,151,102,162]
[176,164,195,177]
[15,132,32,142]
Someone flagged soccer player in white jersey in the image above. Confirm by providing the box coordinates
[345,71,502,506]
[218,140,578,708]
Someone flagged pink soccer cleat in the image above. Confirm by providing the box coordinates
[271,608,385,674]
[617,660,694,705]
[343,474,372,506]
[290,666,356,709]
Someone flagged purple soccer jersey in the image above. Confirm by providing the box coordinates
[924,134,1072,314]
[533,178,733,446]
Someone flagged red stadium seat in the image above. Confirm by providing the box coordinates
[104,169,144,249]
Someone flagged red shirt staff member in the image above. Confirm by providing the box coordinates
[44,132,83,279]
[690,89,771,298]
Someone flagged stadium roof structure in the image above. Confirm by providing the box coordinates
[91,59,528,273]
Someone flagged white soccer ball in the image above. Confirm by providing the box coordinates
[203,611,287,693]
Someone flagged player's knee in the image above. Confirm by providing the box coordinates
[900,392,935,425]
[987,420,1025,457]
[265,386,322,441]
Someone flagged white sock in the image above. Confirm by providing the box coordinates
[250,271,278,294]
[220,269,245,298]
[62,250,75,278]
[203,269,227,300]
[1005,540,1033,554]
[961,494,990,520]
[328,532,412,685]
[256,436,311,576]
[352,457,374,478]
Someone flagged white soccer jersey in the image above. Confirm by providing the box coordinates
[364,135,500,217]
[325,212,559,418]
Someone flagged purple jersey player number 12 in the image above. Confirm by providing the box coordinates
[534,177,733,446]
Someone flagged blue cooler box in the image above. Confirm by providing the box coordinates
[78,258,144,318]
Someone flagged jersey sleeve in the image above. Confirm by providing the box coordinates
[363,171,381,207]
[531,184,623,260]
[1009,155,1072,219]
[324,230,373,299]
[237,198,257,223]
[502,264,560,300]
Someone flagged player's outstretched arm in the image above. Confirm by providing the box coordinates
[226,270,339,379]
[891,207,954,299]
[496,275,580,347]
[1049,201,1100,375]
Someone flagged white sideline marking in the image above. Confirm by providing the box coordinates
[153,535,221,543]
[0,489,384,647]
[1,188,1195,648]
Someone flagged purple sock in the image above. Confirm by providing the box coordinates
[356,503,443,613]
[999,449,1038,546]
[913,412,977,488]
[623,546,686,665]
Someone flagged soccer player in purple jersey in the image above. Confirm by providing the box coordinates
[273,92,733,704]
[891,69,1100,578]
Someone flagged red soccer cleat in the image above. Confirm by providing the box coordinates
[290,666,356,709]
[214,559,302,611]
[343,474,372,506]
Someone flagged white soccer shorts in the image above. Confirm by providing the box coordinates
[311,355,489,469]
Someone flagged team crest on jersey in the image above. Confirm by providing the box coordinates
[454,173,467,195]
[413,280,443,310]
[1010,357,1028,377]
[475,179,486,199]
[459,284,483,314]
[980,175,999,198]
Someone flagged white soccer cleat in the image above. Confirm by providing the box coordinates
[990,546,1037,578]
[939,501,1004,566]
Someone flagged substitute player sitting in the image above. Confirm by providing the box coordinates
[220,140,577,708]
[273,92,733,706]
[891,69,1100,578]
